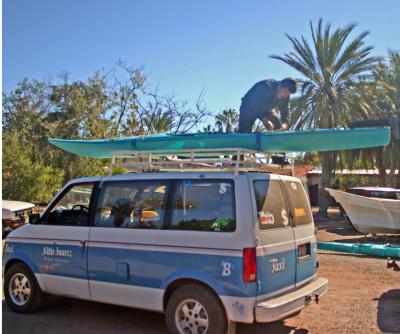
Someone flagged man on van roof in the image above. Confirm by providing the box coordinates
[238,78,297,133]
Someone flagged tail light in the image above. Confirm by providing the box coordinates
[243,247,257,282]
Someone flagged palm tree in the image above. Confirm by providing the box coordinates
[215,108,239,132]
[360,51,400,187]
[271,19,380,215]
[201,124,214,133]
[143,109,174,134]
[377,51,400,187]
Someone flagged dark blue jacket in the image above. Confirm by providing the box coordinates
[241,79,289,123]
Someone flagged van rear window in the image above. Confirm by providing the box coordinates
[169,180,236,232]
[283,181,313,225]
[253,180,290,229]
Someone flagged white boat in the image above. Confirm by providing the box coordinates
[326,188,400,234]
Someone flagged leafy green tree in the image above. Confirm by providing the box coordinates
[2,63,212,201]
[2,133,64,202]
[48,74,112,181]
[372,51,400,187]
[340,51,400,186]
[2,74,112,197]
[294,152,320,166]
[2,79,54,164]
[272,19,380,215]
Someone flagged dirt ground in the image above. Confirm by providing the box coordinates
[2,208,400,333]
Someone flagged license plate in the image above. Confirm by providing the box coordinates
[298,243,311,260]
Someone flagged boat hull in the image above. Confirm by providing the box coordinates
[326,188,400,234]
[48,127,390,158]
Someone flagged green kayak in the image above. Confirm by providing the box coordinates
[48,127,390,158]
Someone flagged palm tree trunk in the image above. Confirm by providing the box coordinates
[391,141,400,187]
[375,147,386,186]
[64,157,76,183]
[318,151,336,216]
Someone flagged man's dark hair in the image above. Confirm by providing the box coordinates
[280,78,297,94]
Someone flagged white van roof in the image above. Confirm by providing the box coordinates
[67,172,300,185]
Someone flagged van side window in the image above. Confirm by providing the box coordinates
[43,183,94,226]
[283,181,313,225]
[169,180,235,232]
[254,180,290,230]
[94,181,167,229]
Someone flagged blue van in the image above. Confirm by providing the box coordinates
[3,172,327,334]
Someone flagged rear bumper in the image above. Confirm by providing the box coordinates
[255,277,328,322]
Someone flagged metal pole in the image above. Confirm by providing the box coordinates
[109,154,116,176]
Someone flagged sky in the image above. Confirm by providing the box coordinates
[3,0,400,115]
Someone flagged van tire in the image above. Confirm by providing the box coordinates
[4,262,45,313]
[165,284,227,334]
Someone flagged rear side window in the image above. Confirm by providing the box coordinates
[254,180,290,229]
[283,181,312,225]
[94,181,168,229]
[169,180,235,232]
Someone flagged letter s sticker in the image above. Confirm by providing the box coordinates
[281,208,289,226]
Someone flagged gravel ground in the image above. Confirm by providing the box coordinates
[283,253,400,334]
[2,208,400,333]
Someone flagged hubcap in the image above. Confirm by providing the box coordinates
[175,298,209,334]
[9,273,31,306]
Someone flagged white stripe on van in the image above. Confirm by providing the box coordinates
[90,280,164,312]
[37,274,91,299]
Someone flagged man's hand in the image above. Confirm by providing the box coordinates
[281,123,288,131]
[261,117,275,131]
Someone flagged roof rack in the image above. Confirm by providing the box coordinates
[108,148,295,176]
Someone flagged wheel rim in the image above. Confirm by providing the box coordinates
[175,298,209,334]
[8,272,31,306]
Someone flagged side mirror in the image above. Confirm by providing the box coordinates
[29,213,41,225]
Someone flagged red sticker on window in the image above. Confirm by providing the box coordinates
[258,211,274,225]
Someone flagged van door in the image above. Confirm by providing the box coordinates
[87,179,169,311]
[250,175,297,300]
[34,182,96,299]
[282,179,317,286]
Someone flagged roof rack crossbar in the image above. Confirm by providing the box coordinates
[108,148,295,175]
